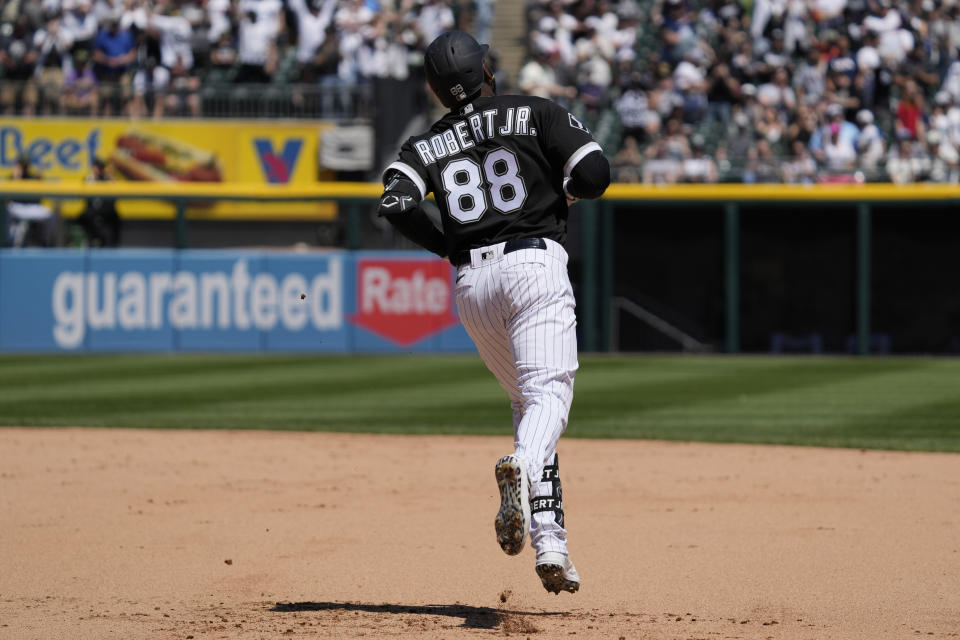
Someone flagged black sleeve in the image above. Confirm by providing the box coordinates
[536,99,605,181]
[378,172,447,257]
[565,151,610,200]
[382,139,432,199]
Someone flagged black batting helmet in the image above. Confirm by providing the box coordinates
[424,30,490,109]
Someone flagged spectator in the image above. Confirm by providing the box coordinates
[682,135,718,183]
[783,140,818,184]
[739,81,764,125]
[903,44,939,93]
[617,72,657,143]
[517,50,576,103]
[206,0,232,45]
[659,0,696,65]
[474,0,495,45]
[826,66,861,120]
[33,10,72,114]
[61,48,98,114]
[131,57,169,118]
[728,109,755,164]
[941,57,960,105]
[856,30,882,77]
[77,158,121,247]
[662,117,691,160]
[895,80,925,141]
[852,109,883,171]
[209,31,237,70]
[7,156,55,248]
[310,25,347,114]
[714,146,734,181]
[416,0,455,46]
[788,104,820,147]
[92,13,136,115]
[356,19,411,81]
[236,3,279,83]
[743,139,781,183]
[730,39,758,84]
[886,138,927,183]
[756,105,786,147]
[811,103,859,162]
[863,0,901,37]
[822,121,858,172]
[531,11,577,69]
[149,5,201,116]
[288,0,336,72]
[749,0,778,43]
[755,29,790,81]
[673,50,708,123]
[705,62,740,125]
[642,139,682,184]
[926,130,960,184]
[651,75,684,123]
[576,38,613,110]
[930,92,956,142]
[757,68,796,112]
[828,35,857,82]
[793,49,826,107]
[0,17,39,115]
[62,0,99,52]
[782,0,809,54]
[485,50,511,95]
[612,135,643,183]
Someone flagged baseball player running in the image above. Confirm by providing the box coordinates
[377,30,610,594]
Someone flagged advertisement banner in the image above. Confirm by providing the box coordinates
[0,249,473,353]
[0,118,334,219]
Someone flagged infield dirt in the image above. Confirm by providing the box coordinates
[1,428,958,640]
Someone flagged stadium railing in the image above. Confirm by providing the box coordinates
[2,181,959,355]
[3,79,376,120]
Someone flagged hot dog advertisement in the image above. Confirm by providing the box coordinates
[112,130,223,183]
[0,118,334,219]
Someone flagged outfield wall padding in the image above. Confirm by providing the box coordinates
[0,249,473,353]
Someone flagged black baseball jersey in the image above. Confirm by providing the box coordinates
[383,95,602,254]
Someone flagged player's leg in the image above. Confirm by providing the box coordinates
[501,242,578,489]
[502,241,581,593]
[529,452,565,553]
[455,264,532,556]
[530,451,580,593]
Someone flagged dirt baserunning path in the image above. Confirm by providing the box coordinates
[1,428,958,639]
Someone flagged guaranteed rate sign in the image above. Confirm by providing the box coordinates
[0,249,472,353]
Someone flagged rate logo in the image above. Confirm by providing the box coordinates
[350,259,460,346]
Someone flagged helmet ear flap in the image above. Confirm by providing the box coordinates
[483,62,496,95]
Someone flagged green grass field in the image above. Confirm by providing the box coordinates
[1,354,959,452]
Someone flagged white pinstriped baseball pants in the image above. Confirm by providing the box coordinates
[454,238,577,555]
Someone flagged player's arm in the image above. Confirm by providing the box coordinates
[563,151,610,202]
[377,170,447,258]
[537,100,611,204]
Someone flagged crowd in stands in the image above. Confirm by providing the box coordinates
[0,0,477,117]
[4,0,960,182]
[520,0,960,183]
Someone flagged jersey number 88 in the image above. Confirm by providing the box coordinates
[441,147,528,224]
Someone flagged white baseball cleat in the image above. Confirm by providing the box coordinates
[494,455,530,556]
[535,551,581,594]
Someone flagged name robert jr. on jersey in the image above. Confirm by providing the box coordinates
[413,105,537,166]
